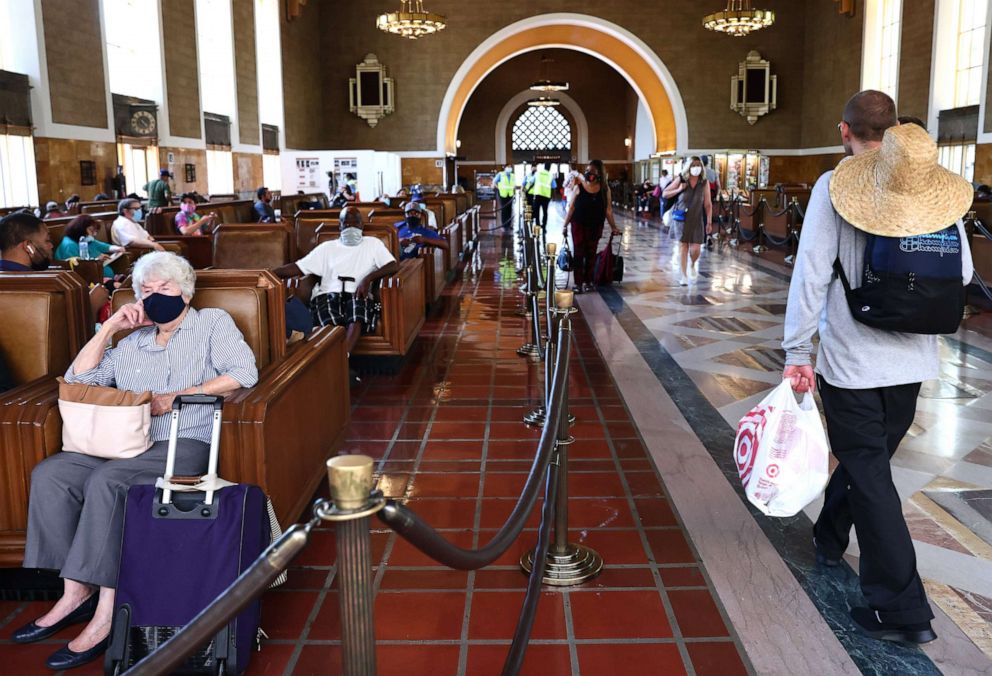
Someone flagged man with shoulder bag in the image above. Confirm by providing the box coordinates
[782,91,974,645]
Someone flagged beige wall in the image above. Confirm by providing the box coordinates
[34,138,117,203]
[402,158,444,186]
[801,1,864,148]
[40,0,108,128]
[976,144,992,187]
[162,0,202,139]
[161,146,208,195]
[280,9,324,149]
[233,0,260,146]
[769,153,845,186]
[233,152,263,196]
[898,0,935,123]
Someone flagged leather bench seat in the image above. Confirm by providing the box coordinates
[212,223,296,269]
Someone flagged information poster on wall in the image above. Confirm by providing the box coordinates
[296,158,320,190]
[475,172,496,201]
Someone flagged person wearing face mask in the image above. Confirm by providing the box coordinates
[395,202,449,261]
[495,165,516,229]
[663,156,714,286]
[16,252,257,670]
[111,198,164,251]
[0,211,57,272]
[562,159,621,293]
[272,206,399,352]
[173,193,218,236]
[531,162,555,229]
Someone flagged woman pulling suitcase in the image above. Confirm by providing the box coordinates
[563,159,622,293]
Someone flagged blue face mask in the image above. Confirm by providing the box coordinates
[131,208,144,221]
[142,292,187,324]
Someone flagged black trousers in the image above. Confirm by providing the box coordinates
[532,195,550,229]
[497,195,513,229]
[814,375,934,625]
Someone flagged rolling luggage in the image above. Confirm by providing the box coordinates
[105,395,269,675]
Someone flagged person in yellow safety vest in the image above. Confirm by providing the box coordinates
[531,162,555,229]
[523,164,537,218]
[495,165,515,230]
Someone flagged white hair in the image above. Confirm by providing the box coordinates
[131,252,196,299]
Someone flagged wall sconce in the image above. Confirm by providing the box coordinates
[624,137,632,148]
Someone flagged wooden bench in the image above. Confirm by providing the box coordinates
[212,223,296,269]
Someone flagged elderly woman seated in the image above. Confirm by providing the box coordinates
[13,252,258,671]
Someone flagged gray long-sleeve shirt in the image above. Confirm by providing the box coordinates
[782,171,974,390]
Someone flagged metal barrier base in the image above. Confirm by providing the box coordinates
[520,543,603,586]
[517,344,543,361]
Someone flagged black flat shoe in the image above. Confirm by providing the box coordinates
[45,636,109,671]
[12,594,98,644]
[850,607,937,644]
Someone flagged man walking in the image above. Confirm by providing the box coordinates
[782,90,974,644]
[531,162,554,229]
[495,166,515,230]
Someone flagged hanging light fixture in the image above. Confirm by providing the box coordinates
[376,0,446,40]
[702,0,775,37]
[530,54,569,92]
[527,97,561,108]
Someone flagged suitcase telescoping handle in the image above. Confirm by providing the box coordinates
[162,395,224,506]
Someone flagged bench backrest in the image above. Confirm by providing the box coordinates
[212,223,295,270]
[279,193,329,216]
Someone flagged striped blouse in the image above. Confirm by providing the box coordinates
[65,307,259,444]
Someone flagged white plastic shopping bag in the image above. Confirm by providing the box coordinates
[734,380,830,517]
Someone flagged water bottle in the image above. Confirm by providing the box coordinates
[79,236,90,260]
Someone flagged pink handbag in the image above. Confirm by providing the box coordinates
[57,378,152,459]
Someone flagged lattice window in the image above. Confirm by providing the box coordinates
[512,106,571,151]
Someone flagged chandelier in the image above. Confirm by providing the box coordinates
[530,54,569,92]
[527,97,561,108]
[376,0,446,40]
[702,0,775,37]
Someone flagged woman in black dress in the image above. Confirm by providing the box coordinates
[562,160,621,293]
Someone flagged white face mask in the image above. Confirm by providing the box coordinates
[340,227,363,246]
[690,166,703,177]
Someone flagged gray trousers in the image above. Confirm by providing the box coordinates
[23,439,209,588]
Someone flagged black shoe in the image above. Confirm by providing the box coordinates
[813,537,841,567]
[12,594,98,644]
[45,636,109,671]
[850,607,937,644]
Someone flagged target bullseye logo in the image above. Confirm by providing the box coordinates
[766,463,780,478]
[735,406,772,487]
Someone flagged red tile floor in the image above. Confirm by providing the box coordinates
[0,233,751,675]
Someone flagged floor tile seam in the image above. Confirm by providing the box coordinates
[280,565,337,676]
[569,335,698,676]
[309,563,701,571]
[370,585,711,593]
[289,637,734,646]
[561,590,581,675]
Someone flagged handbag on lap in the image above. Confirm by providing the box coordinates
[57,378,152,459]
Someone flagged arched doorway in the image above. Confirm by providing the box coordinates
[436,13,688,156]
[495,90,589,164]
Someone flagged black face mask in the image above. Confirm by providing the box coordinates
[26,244,50,271]
[405,215,421,227]
[585,172,599,182]
[143,292,187,324]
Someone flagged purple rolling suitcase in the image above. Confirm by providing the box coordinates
[105,395,269,675]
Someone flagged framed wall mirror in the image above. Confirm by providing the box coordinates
[349,54,395,127]
[731,51,777,125]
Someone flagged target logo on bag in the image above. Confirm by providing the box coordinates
[734,405,773,487]
[766,463,780,478]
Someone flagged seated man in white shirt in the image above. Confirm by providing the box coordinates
[272,206,398,352]
[111,198,164,251]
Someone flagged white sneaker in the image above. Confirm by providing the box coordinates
[679,275,689,286]
[688,265,698,281]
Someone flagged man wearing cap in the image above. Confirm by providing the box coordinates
[782,91,974,645]
[395,202,448,261]
[271,206,398,352]
[410,193,438,229]
[143,169,172,213]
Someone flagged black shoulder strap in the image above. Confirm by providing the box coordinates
[832,258,853,293]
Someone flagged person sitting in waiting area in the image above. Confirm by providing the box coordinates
[43,201,65,220]
[410,193,438,228]
[976,184,992,202]
[173,193,218,236]
[55,215,125,279]
[65,194,80,213]
[396,201,448,261]
[254,186,277,222]
[272,206,398,352]
[13,252,258,670]
[112,198,163,251]
[0,211,111,322]
[331,183,356,208]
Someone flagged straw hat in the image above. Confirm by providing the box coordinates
[829,123,974,237]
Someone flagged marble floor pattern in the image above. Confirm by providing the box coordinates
[588,205,992,667]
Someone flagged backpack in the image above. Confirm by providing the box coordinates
[833,225,965,335]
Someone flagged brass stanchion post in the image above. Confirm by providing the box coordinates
[521,291,603,585]
[318,456,385,676]
[517,225,544,361]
